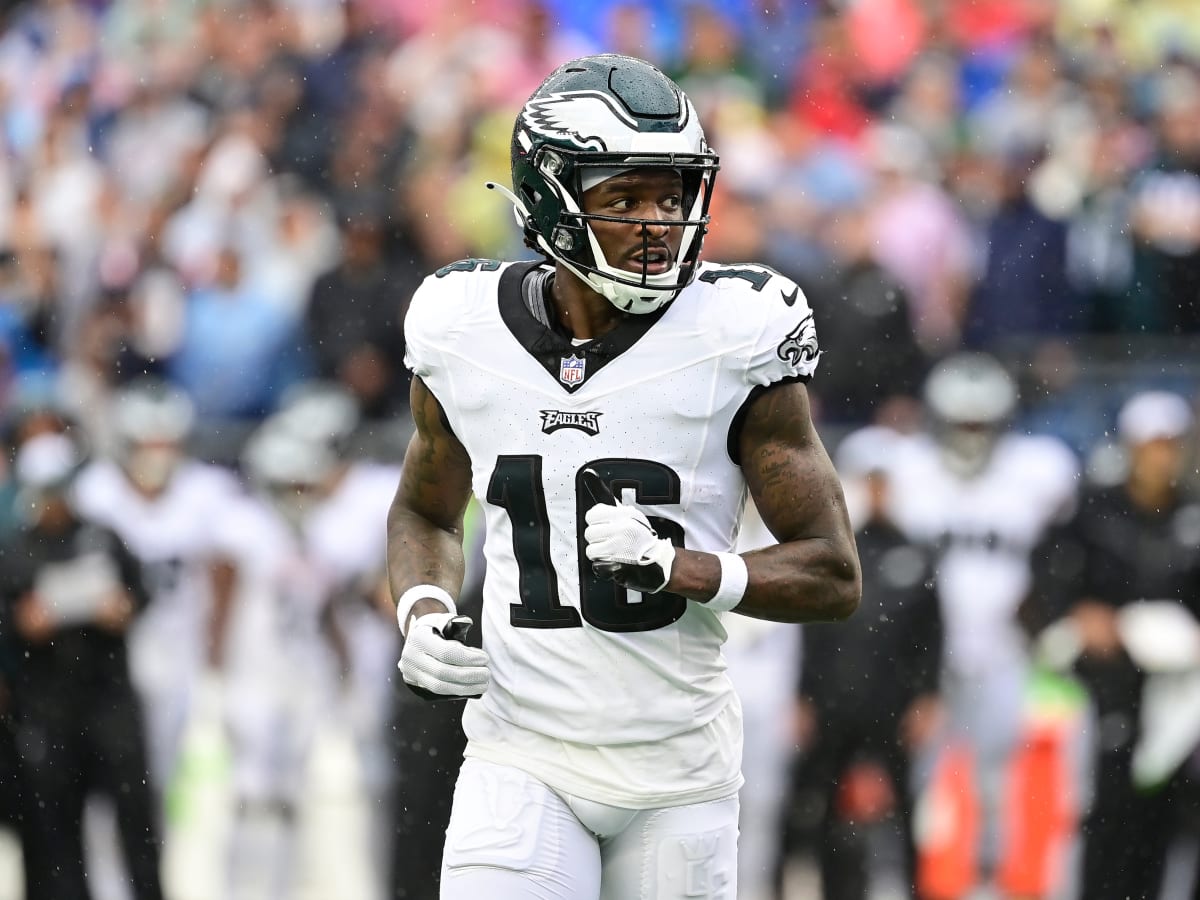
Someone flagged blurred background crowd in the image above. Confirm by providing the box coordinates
[0,0,1197,897]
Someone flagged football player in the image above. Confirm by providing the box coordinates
[73,377,243,794]
[219,417,344,900]
[270,381,402,895]
[887,353,1081,897]
[388,54,861,899]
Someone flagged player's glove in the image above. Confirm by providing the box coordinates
[581,468,675,594]
[399,613,490,701]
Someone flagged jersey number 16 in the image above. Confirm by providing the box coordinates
[487,456,688,633]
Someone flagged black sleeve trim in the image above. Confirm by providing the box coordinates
[725,374,811,467]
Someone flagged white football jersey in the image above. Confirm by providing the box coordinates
[304,462,399,587]
[405,258,819,805]
[73,458,243,659]
[889,432,1079,675]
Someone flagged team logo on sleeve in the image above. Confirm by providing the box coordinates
[777,314,819,367]
[559,354,587,385]
[540,410,602,436]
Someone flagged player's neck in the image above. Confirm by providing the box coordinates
[547,269,624,341]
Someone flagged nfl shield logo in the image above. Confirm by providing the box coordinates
[559,354,586,385]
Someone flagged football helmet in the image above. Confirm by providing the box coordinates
[923,352,1018,478]
[111,378,195,493]
[241,416,337,526]
[490,54,720,314]
[271,380,360,458]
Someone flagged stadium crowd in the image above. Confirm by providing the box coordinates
[0,0,1197,898]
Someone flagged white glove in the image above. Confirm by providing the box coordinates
[583,500,676,593]
[399,613,490,701]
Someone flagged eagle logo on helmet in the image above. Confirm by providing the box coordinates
[521,91,641,152]
[777,314,820,368]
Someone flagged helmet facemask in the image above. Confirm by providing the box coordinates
[523,146,715,314]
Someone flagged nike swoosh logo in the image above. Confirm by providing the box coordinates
[781,285,798,306]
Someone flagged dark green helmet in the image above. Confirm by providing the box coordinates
[492,54,719,314]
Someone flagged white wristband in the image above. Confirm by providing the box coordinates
[396,584,457,636]
[705,552,747,613]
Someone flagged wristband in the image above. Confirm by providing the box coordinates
[396,584,457,636]
[705,553,748,613]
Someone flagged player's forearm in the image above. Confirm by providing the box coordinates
[386,503,467,610]
[667,540,860,623]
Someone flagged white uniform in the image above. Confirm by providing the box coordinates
[72,458,243,787]
[405,258,820,810]
[216,493,339,805]
[888,431,1079,868]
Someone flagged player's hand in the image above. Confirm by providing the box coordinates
[581,469,675,594]
[399,612,490,701]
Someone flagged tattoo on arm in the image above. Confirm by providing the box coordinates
[735,382,861,622]
[386,377,474,605]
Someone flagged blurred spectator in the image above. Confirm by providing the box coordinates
[803,202,927,425]
[961,147,1088,350]
[166,244,308,423]
[1127,66,1200,335]
[967,36,1078,164]
[0,431,163,900]
[668,3,762,122]
[1028,390,1200,900]
[305,199,416,422]
[862,123,976,354]
[788,10,873,141]
[888,51,965,163]
[789,425,941,900]
[243,176,340,319]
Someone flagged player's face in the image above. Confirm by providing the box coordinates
[582,168,685,277]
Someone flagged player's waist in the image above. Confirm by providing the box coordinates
[462,694,744,809]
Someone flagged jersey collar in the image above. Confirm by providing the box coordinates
[498,261,670,394]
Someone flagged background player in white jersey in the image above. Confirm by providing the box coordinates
[73,378,242,795]
[219,414,344,900]
[387,54,861,900]
[887,353,1080,895]
[270,382,401,895]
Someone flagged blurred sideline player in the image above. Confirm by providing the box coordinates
[888,353,1080,899]
[270,382,401,894]
[220,384,399,899]
[74,378,243,796]
[220,416,341,900]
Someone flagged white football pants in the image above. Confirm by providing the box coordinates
[439,758,739,900]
